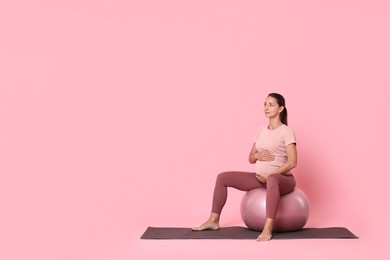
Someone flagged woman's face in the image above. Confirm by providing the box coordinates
[263,96,283,119]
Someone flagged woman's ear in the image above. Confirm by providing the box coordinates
[279,106,285,113]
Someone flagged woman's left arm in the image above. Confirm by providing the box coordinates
[270,143,297,175]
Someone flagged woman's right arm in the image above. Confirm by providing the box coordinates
[249,143,275,164]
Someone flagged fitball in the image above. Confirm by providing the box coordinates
[240,188,309,232]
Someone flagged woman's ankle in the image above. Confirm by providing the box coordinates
[210,212,220,222]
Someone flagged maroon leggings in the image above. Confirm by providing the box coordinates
[212,171,296,219]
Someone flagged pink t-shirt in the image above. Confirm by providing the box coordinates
[253,124,297,175]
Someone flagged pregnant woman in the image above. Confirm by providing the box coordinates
[192,93,298,241]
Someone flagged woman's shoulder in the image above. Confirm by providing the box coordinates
[280,124,296,134]
[281,124,294,129]
[281,125,297,140]
[256,124,293,132]
[256,124,295,133]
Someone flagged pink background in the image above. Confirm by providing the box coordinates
[1,0,389,259]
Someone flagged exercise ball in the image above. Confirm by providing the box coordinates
[240,188,309,232]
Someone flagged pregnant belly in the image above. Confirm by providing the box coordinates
[255,161,284,174]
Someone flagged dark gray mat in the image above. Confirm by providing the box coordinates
[140,226,358,240]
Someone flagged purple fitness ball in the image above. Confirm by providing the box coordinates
[240,188,310,232]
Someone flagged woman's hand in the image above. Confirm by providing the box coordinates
[256,173,268,184]
[255,150,275,161]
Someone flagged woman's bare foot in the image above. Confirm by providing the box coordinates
[192,220,220,231]
[192,213,220,231]
[256,218,274,241]
[257,229,272,241]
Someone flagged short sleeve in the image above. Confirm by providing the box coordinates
[284,127,297,146]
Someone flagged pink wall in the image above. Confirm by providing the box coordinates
[1,1,389,259]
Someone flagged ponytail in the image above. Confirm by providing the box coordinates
[280,107,288,125]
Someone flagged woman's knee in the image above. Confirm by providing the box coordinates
[267,174,281,186]
[216,171,241,186]
[216,171,230,184]
[267,174,296,193]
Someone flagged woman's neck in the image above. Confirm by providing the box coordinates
[267,118,283,130]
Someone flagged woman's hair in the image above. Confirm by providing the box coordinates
[268,93,288,125]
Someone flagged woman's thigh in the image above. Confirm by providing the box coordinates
[217,171,265,191]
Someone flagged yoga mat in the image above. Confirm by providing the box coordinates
[140,226,358,240]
